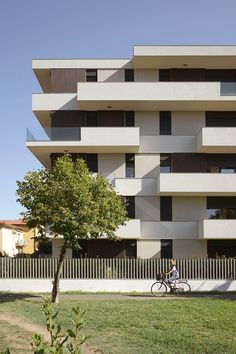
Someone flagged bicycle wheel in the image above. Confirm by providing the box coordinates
[175,281,191,296]
[151,281,167,297]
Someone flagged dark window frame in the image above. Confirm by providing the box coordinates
[125,153,135,178]
[125,69,134,82]
[86,69,97,82]
[160,196,172,221]
[160,111,171,135]
[161,239,173,259]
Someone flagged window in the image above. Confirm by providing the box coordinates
[161,240,173,259]
[124,196,135,219]
[125,111,135,127]
[159,69,170,82]
[220,167,235,174]
[160,154,171,173]
[86,69,97,82]
[125,240,136,258]
[207,197,236,219]
[160,111,171,135]
[160,197,172,221]
[86,154,98,173]
[125,69,134,82]
[126,154,135,178]
[86,111,97,127]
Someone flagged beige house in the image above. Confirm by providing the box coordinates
[0,220,36,256]
[27,45,236,259]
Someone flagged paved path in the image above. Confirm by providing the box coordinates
[21,292,236,302]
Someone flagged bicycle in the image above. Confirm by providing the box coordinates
[151,273,191,297]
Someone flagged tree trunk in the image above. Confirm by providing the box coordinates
[51,244,67,303]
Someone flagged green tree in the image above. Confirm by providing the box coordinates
[16,155,128,302]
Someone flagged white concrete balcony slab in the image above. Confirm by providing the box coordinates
[133,45,236,69]
[113,178,157,196]
[26,127,139,167]
[197,127,236,153]
[158,173,236,196]
[141,221,198,239]
[115,219,141,239]
[77,82,236,111]
[199,220,236,239]
[139,135,196,153]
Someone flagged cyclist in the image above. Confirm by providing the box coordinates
[165,259,179,288]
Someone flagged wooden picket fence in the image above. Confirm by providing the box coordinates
[0,258,235,280]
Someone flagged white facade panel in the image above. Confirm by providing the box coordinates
[141,221,198,239]
[158,173,236,196]
[135,197,160,221]
[172,111,205,136]
[199,220,236,239]
[136,240,161,258]
[139,136,196,153]
[77,82,236,111]
[135,112,159,135]
[197,127,236,153]
[173,239,207,258]
[98,154,125,179]
[135,154,159,178]
[114,178,157,196]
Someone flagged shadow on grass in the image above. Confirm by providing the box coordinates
[0,292,42,304]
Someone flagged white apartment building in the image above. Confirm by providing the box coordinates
[27,45,236,259]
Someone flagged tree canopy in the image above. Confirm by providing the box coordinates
[16,155,128,301]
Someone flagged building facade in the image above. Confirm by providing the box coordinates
[28,46,236,259]
[0,220,36,256]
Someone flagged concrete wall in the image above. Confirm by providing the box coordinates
[135,112,159,135]
[135,196,160,221]
[1,279,236,292]
[173,197,207,221]
[98,69,124,82]
[52,238,72,258]
[134,69,159,82]
[172,111,205,136]
[137,239,161,258]
[135,154,159,178]
[173,239,207,258]
[98,154,125,179]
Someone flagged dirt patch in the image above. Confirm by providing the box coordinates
[0,311,96,354]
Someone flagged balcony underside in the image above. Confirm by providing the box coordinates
[27,142,139,168]
[158,173,236,196]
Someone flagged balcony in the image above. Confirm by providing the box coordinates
[133,46,236,69]
[113,178,156,196]
[158,173,236,196]
[15,239,26,248]
[141,221,198,239]
[199,220,236,239]
[140,135,196,153]
[32,93,78,126]
[197,127,236,153]
[77,82,236,111]
[115,219,141,239]
[26,127,140,167]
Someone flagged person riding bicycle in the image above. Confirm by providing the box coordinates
[165,259,179,288]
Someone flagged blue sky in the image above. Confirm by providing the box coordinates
[0,0,236,219]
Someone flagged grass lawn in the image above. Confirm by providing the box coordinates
[0,294,235,353]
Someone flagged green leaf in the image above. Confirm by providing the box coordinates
[67,329,76,338]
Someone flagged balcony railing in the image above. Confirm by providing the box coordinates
[220,82,236,96]
[27,127,82,141]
